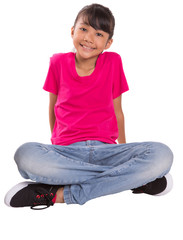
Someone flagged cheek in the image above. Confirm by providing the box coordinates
[72,36,80,46]
[97,41,107,49]
[95,37,108,46]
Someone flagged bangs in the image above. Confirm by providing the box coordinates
[82,11,112,34]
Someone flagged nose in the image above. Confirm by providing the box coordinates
[84,32,93,43]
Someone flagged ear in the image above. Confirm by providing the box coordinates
[104,38,113,50]
[71,26,75,38]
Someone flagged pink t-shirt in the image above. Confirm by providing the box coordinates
[43,52,129,145]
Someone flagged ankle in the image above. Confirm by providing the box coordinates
[55,187,65,203]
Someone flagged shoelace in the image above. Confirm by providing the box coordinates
[31,187,55,210]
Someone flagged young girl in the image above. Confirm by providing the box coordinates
[5,4,173,209]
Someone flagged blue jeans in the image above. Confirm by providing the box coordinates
[14,141,173,205]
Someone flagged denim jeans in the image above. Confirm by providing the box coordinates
[14,141,173,205]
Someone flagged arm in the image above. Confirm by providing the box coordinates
[113,95,126,144]
[49,93,57,133]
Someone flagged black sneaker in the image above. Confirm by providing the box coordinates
[132,174,173,196]
[4,181,60,210]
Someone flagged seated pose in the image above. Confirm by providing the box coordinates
[4,4,173,210]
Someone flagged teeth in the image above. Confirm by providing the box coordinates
[81,44,94,50]
[83,45,92,49]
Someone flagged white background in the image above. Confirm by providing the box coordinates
[0,0,182,239]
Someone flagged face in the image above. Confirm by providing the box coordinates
[71,17,113,61]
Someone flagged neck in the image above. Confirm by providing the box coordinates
[75,53,99,71]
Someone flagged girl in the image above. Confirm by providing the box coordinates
[5,4,173,210]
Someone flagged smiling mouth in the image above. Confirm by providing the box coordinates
[80,44,96,50]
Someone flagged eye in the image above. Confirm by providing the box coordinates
[80,27,87,32]
[96,33,103,37]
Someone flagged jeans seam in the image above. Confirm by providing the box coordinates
[89,146,94,163]
[107,159,137,176]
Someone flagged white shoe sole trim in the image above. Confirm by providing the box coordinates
[4,181,36,207]
[156,173,173,196]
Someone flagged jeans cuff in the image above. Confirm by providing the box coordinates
[63,185,75,204]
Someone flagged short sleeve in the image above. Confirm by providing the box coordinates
[112,54,129,99]
[43,56,59,95]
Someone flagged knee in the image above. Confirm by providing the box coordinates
[151,142,173,174]
[14,142,37,169]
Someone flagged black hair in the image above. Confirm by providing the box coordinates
[74,4,115,39]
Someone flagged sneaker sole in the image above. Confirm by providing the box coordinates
[156,173,173,196]
[4,181,37,207]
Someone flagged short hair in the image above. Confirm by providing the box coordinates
[74,4,115,39]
